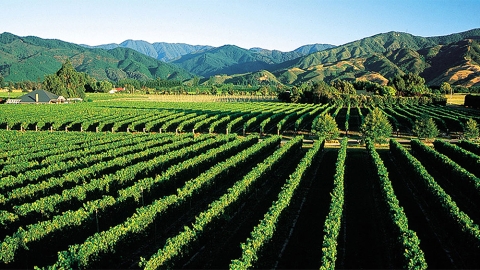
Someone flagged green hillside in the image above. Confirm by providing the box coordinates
[171,44,327,78]
[287,29,480,69]
[172,45,276,77]
[0,33,193,82]
[2,29,480,87]
[267,29,480,87]
[85,40,213,62]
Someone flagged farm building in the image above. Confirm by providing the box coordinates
[14,89,65,104]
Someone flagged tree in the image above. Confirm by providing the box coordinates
[192,76,200,87]
[464,118,479,141]
[380,85,396,96]
[84,77,98,92]
[389,74,406,94]
[312,81,336,103]
[43,59,87,98]
[413,115,439,141]
[259,86,269,96]
[289,86,302,103]
[124,84,135,94]
[440,81,452,96]
[312,114,340,141]
[389,73,429,96]
[210,85,218,95]
[361,107,392,144]
[331,80,356,95]
[98,80,113,93]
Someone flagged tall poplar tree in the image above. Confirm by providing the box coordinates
[43,59,87,99]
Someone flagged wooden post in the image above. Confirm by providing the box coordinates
[96,209,99,233]
[96,126,99,133]
[35,125,38,132]
[143,128,146,133]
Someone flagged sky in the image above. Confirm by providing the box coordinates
[2,0,480,51]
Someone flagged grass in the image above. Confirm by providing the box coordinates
[446,93,466,105]
[0,90,23,99]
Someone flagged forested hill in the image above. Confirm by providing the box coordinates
[0,32,193,82]
[264,28,480,87]
[286,28,480,69]
[88,41,335,78]
[170,44,335,78]
[1,29,480,87]
[170,45,299,78]
[83,40,214,62]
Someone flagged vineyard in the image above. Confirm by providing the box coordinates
[1,100,480,269]
[1,101,480,136]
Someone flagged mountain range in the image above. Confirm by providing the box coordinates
[1,28,480,87]
[0,32,192,82]
[82,40,214,62]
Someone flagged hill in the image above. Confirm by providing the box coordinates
[2,29,480,87]
[84,40,213,62]
[171,45,276,78]
[266,29,480,86]
[0,33,193,82]
[170,44,334,78]
[286,29,480,69]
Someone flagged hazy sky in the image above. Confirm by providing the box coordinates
[2,0,479,51]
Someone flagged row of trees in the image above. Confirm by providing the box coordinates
[313,109,479,143]
[40,62,274,97]
[278,73,447,105]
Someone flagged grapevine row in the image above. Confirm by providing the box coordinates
[365,139,427,269]
[319,137,347,270]
[49,135,283,269]
[141,136,303,269]
[0,135,256,264]
[230,138,325,269]
[390,139,480,246]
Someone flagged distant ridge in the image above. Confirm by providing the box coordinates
[83,40,213,62]
[86,40,335,67]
